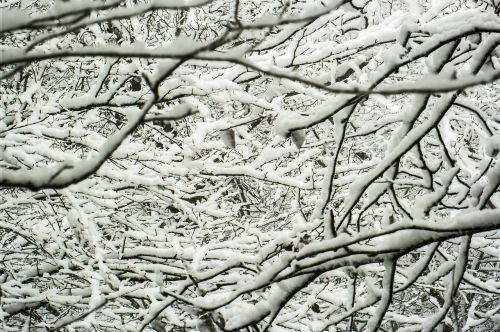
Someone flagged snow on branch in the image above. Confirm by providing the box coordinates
[1,0,500,331]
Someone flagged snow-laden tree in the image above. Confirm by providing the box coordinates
[1,0,500,331]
